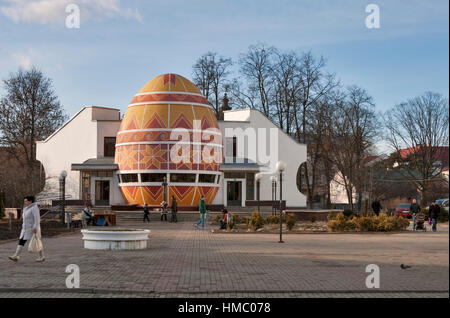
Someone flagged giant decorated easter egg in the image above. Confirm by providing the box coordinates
[115,74,222,207]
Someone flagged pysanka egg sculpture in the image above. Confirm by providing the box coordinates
[115,74,222,207]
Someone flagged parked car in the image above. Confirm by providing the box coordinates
[438,198,449,213]
[395,203,412,218]
[425,198,449,212]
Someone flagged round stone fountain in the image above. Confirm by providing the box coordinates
[81,229,151,250]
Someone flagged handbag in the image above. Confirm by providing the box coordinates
[28,234,43,253]
[428,218,432,225]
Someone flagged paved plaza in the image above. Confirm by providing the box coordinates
[0,221,448,298]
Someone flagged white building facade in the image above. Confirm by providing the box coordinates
[36,106,307,208]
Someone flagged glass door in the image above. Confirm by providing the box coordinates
[95,180,110,206]
[227,181,242,206]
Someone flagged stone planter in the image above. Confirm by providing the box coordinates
[81,229,150,250]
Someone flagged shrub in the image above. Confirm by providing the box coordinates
[309,214,317,223]
[248,211,265,231]
[356,216,374,231]
[286,213,297,230]
[328,212,410,232]
[266,215,280,224]
[241,217,250,225]
[213,214,222,224]
[327,212,355,232]
[231,213,240,224]
[327,211,338,221]
[343,209,353,218]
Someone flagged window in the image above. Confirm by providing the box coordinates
[233,136,237,158]
[217,175,221,184]
[170,173,196,183]
[246,172,255,200]
[141,173,166,182]
[199,174,216,183]
[120,174,138,183]
[224,172,245,179]
[104,137,116,157]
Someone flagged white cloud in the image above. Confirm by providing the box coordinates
[12,51,32,69]
[0,0,142,24]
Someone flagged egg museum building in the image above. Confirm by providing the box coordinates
[36,74,307,209]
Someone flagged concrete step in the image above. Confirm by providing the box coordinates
[115,211,277,223]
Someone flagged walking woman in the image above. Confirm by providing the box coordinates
[9,196,45,262]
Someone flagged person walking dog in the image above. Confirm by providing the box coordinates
[195,196,207,229]
[429,201,441,232]
[9,196,45,262]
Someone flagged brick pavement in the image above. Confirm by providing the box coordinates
[0,221,448,298]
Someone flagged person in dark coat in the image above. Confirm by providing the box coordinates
[371,199,382,216]
[143,203,150,223]
[410,199,421,230]
[428,201,441,232]
[170,196,178,223]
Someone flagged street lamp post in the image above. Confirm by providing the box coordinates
[162,176,168,203]
[276,161,286,243]
[255,173,263,213]
[59,170,67,225]
[270,176,277,215]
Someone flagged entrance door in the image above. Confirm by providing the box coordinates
[227,181,242,206]
[95,180,110,206]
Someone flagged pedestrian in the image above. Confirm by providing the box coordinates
[82,203,94,226]
[170,196,178,223]
[428,201,441,232]
[143,203,150,223]
[219,209,228,230]
[410,198,421,231]
[195,195,207,229]
[9,196,45,262]
[371,198,382,217]
[160,201,168,221]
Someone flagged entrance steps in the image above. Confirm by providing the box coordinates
[115,209,278,223]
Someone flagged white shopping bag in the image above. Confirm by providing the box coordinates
[28,234,43,253]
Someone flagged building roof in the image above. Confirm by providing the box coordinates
[220,157,261,172]
[396,146,449,167]
[71,158,118,171]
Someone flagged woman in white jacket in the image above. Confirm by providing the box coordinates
[9,196,45,262]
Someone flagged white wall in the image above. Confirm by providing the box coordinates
[96,121,121,158]
[219,109,307,207]
[36,107,122,203]
[36,107,97,201]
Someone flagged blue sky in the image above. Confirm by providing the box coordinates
[0,0,448,122]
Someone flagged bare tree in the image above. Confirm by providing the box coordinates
[0,67,67,194]
[192,52,232,115]
[384,92,449,205]
[327,86,379,211]
[293,52,338,208]
[237,43,276,117]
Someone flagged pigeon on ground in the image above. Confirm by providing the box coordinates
[400,264,411,269]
